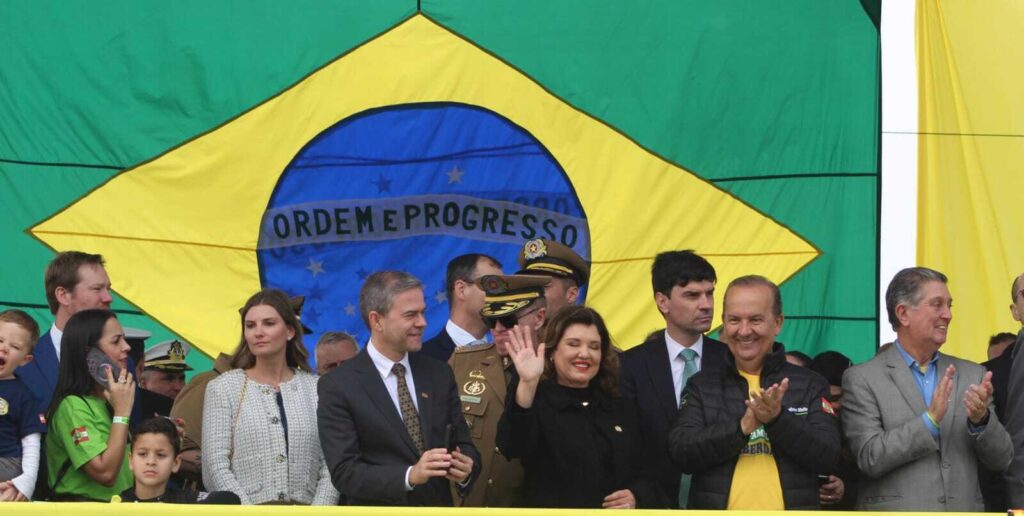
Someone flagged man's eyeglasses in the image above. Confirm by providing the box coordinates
[484,307,541,330]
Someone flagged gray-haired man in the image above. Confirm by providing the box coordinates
[842,267,1011,511]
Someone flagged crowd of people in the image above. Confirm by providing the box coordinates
[0,240,1022,511]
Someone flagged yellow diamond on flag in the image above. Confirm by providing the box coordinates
[31,14,818,356]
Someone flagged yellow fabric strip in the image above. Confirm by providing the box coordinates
[917,0,1024,362]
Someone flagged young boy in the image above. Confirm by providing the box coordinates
[0,309,45,502]
[119,417,238,504]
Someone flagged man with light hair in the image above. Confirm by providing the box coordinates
[843,267,1011,511]
[315,331,358,376]
[318,271,480,506]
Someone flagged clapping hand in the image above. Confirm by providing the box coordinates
[746,378,789,424]
[928,365,955,424]
[964,371,993,424]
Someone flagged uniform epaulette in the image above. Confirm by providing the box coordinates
[455,341,495,353]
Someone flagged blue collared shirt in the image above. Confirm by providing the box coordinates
[893,340,941,440]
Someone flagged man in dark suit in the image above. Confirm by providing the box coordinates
[17,251,114,414]
[619,250,728,508]
[421,254,502,362]
[318,270,480,506]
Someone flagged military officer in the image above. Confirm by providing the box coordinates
[517,238,590,321]
[449,273,549,506]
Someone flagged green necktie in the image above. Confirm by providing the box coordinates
[678,348,698,508]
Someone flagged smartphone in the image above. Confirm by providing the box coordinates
[816,474,831,486]
[86,348,122,390]
[444,423,457,452]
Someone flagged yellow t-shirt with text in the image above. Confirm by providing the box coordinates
[727,370,785,510]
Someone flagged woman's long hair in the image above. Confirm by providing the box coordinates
[230,289,312,372]
[47,309,117,422]
[541,305,620,397]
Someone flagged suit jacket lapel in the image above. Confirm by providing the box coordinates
[353,351,420,458]
[643,336,679,421]
[38,331,59,389]
[703,337,726,371]
[883,347,929,416]
[410,355,433,448]
[439,330,456,358]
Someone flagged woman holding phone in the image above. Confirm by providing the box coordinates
[202,289,337,505]
[45,309,135,501]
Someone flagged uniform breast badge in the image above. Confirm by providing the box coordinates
[464,380,486,396]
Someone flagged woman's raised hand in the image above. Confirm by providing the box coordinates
[507,324,545,384]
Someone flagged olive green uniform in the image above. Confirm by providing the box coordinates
[448,342,524,507]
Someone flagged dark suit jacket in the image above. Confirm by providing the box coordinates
[420,329,456,362]
[317,349,481,506]
[982,345,1013,511]
[618,332,728,506]
[984,345,1013,422]
[16,330,59,416]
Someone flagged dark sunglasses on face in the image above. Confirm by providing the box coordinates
[484,308,540,330]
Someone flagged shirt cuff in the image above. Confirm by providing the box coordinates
[457,475,471,488]
[967,411,990,435]
[922,412,940,439]
[405,466,414,491]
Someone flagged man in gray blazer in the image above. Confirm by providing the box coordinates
[843,267,1012,511]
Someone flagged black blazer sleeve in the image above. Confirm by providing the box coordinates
[496,377,541,460]
[668,377,747,474]
[317,372,410,504]
[621,401,671,508]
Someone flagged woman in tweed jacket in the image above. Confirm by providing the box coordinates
[202,289,338,505]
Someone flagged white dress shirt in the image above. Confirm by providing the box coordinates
[665,331,704,406]
[50,323,63,362]
[366,340,423,491]
[366,340,420,415]
[445,319,486,348]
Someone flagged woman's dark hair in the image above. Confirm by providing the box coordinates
[132,417,181,455]
[47,309,117,422]
[542,305,619,397]
[230,289,311,372]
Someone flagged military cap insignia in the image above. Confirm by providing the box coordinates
[469,370,486,379]
[168,340,186,362]
[523,239,548,260]
[483,275,509,294]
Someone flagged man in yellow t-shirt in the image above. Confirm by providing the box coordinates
[667,275,840,510]
[729,369,784,509]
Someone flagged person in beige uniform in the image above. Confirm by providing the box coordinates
[449,274,549,507]
[168,352,232,487]
[517,239,589,321]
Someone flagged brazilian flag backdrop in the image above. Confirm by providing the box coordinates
[0,1,879,372]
